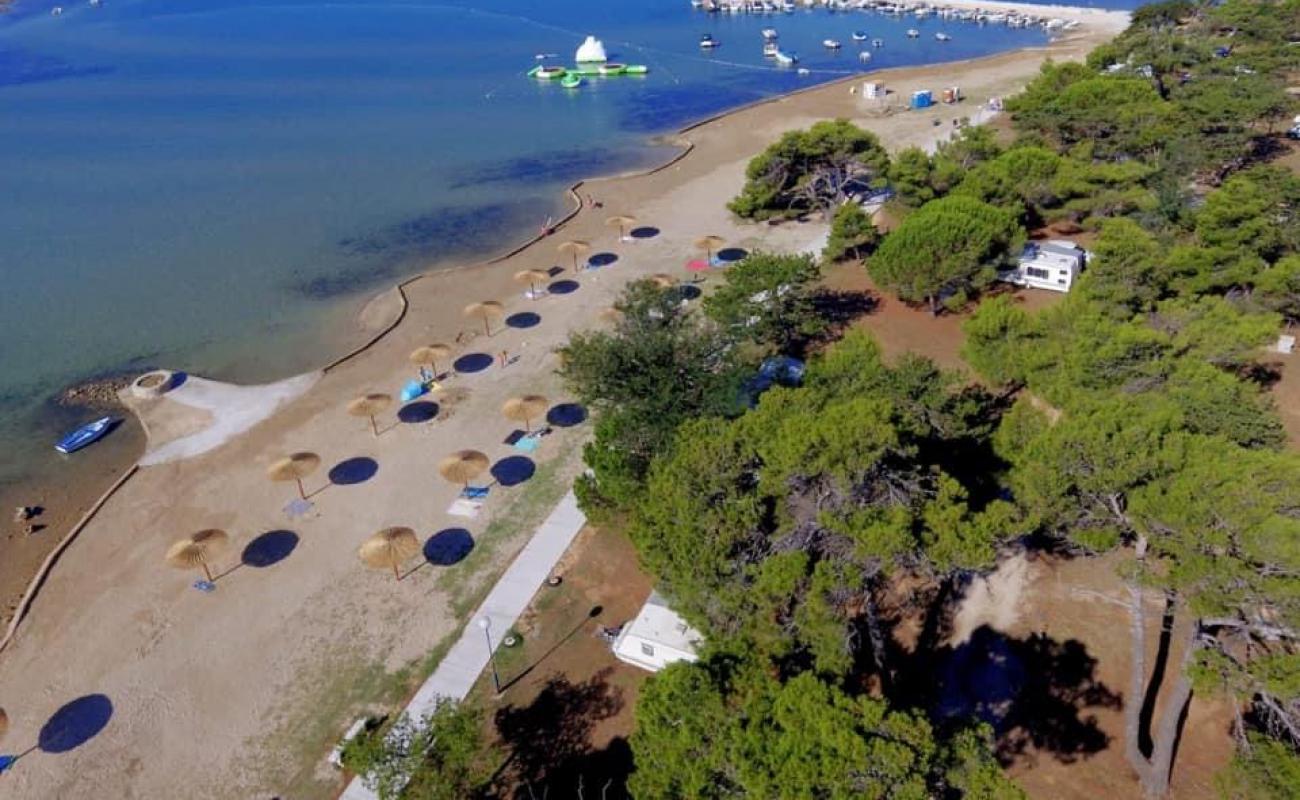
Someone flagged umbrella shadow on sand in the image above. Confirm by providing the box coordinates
[490,456,536,487]
[546,403,587,428]
[37,694,113,755]
[454,353,494,374]
[506,312,541,329]
[400,527,476,580]
[398,401,439,424]
[328,457,379,486]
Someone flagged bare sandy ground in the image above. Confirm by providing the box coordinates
[0,27,1108,800]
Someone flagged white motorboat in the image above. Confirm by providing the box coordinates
[935,32,951,41]
[774,49,798,65]
[906,28,919,37]
[823,38,842,48]
[763,41,781,56]
[762,27,779,39]
[700,32,720,47]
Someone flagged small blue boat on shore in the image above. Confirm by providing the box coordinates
[55,416,115,454]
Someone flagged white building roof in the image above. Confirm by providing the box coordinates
[624,591,703,655]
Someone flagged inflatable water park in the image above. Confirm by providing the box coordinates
[526,36,649,88]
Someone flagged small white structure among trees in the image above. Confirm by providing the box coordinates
[612,591,703,673]
[998,239,1088,293]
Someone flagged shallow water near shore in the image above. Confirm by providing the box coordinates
[0,0,1071,487]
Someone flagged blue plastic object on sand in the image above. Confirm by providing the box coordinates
[513,434,540,453]
[462,486,490,500]
[400,380,427,403]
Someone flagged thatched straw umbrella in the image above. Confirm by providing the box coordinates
[463,301,505,336]
[266,452,322,501]
[513,269,550,298]
[605,214,637,241]
[556,239,591,272]
[648,273,677,289]
[409,344,452,377]
[694,235,726,265]
[358,526,421,581]
[347,393,393,437]
[165,529,230,583]
[437,450,490,490]
[502,395,549,433]
[0,706,8,743]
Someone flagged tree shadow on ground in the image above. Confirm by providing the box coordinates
[493,668,631,799]
[898,622,1121,766]
[812,288,876,333]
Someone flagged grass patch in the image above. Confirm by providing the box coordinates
[439,450,576,617]
[265,628,461,799]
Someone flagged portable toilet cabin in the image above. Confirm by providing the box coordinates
[941,86,961,103]
[863,81,884,99]
[910,89,933,109]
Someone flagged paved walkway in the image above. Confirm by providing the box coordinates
[340,490,587,800]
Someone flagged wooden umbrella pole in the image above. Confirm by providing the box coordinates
[572,253,578,272]
[203,563,213,582]
[296,477,306,501]
[482,316,491,336]
[370,415,379,437]
[393,562,401,582]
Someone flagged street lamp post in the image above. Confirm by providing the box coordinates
[478,616,501,693]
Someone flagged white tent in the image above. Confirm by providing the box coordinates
[576,35,608,63]
[612,591,702,672]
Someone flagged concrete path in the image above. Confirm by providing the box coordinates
[134,373,321,465]
[340,490,587,800]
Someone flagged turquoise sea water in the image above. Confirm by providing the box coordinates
[0,0,1061,484]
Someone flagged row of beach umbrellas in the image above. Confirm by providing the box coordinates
[165,391,550,584]
[161,217,721,585]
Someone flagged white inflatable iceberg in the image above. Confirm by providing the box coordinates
[576,35,608,63]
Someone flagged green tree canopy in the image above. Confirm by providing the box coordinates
[822,201,881,262]
[702,250,825,354]
[868,195,1022,313]
[559,280,743,514]
[630,662,1025,800]
[730,119,890,220]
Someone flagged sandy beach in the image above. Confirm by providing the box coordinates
[0,14,1118,798]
